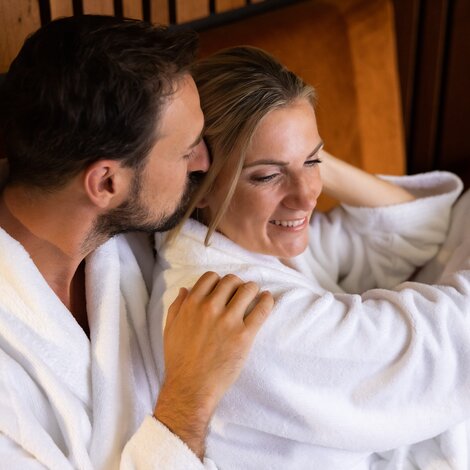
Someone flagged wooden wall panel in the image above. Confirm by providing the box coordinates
[82,0,114,15]
[50,0,74,19]
[391,0,420,145]
[392,0,469,187]
[151,0,169,24]
[176,0,209,23]
[216,0,246,14]
[408,0,449,174]
[123,0,143,19]
[0,0,41,73]
[437,0,470,174]
[199,0,406,183]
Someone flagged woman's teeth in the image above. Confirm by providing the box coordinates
[270,218,305,227]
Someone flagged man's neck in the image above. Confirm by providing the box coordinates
[0,184,99,335]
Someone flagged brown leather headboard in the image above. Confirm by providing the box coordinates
[199,0,406,190]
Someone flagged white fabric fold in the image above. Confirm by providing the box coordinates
[0,222,213,468]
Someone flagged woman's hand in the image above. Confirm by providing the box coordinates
[154,271,274,459]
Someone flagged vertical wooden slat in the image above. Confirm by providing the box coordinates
[436,0,470,172]
[391,0,421,147]
[82,0,114,15]
[150,0,169,24]
[176,0,209,23]
[123,0,143,19]
[0,0,41,73]
[216,0,245,14]
[408,0,449,173]
[50,0,74,19]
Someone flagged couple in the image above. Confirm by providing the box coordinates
[0,15,468,470]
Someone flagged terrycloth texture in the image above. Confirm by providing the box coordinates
[372,188,470,470]
[0,160,215,468]
[150,172,470,470]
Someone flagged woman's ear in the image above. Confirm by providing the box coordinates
[83,159,131,209]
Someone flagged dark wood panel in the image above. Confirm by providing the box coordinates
[391,0,420,145]
[408,0,450,174]
[392,0,469,187]
[437,0,470,175]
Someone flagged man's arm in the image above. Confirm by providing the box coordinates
[155,272,273,458]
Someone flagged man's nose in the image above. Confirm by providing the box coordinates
[188,140,210,173]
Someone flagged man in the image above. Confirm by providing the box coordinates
[0,15,273,468]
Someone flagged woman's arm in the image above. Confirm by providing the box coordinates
[319,150,415,207]
[153,233,470,464]
[302,171,463,292]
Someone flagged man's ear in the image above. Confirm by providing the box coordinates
[83,159,131,209]
[195,197,209,209]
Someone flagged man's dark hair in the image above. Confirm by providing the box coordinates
[0,15,198,189]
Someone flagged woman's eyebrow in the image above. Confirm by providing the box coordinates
[243,140,324,169]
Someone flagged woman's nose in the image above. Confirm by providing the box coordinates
[283,172,322,210]
[188,140,210,173]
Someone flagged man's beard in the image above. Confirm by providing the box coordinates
[91,169,204,240]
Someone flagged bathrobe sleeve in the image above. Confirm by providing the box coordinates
[121,416,218,469]
[153,237,470,455]
[211,249,470,453]
[0,421,218,470]
[305,172,462,292]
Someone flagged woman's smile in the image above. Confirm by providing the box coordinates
[269,216,308,230]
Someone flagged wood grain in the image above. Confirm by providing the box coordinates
[0,0,41,72]
[123,0,143,19]
[82,0,114,15]
[216,0,246,14]
[50,0,74,19]
[176,0,209,23]
[151,0,170,24]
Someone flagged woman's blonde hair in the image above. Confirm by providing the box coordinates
[171,46,316,245]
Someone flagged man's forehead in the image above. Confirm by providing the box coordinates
[157,78,204,146]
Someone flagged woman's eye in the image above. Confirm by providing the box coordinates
[304,158,322,167]
[251,173,280,184]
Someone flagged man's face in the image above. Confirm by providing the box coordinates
[95,74,209,236]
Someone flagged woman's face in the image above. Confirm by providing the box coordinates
[205,98,323,258]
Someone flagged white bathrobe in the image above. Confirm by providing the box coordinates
[149,172,470,470]
[0,163,215,468]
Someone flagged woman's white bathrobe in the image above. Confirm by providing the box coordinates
[0,168,215,468]
[149,172,470,470]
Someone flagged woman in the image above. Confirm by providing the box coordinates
[149,47,470,469]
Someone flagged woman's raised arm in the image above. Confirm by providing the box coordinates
[319,150,416,207]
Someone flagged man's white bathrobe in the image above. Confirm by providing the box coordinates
[149,172,470,470]
[0,166,215,468]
